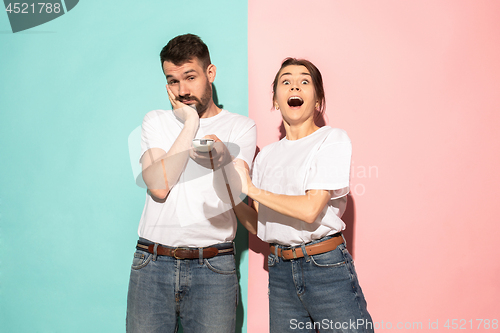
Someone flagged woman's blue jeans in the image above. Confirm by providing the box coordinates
[126,240,238,333]
[268,238,374,333]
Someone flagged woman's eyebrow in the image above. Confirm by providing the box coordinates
[279,72,311,78]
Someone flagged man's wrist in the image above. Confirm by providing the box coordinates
[184,116,199,126]
[183,117,200,136]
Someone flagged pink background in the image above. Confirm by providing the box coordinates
[247,0,500,331]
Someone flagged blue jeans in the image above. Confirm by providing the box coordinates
[126,239,238,333]
[268,237,374,333]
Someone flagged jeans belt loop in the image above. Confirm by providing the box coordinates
[198,248,203,265]
[300,243,310,262]
[291,247,298,259]
[274,244,280,260]
[153,243,159,261]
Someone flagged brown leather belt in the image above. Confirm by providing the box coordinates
[270,233,344,260]
[136,242,234,259]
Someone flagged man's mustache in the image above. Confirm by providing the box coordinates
[177,96,200,103]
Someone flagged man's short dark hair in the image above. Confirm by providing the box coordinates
[160,34,211,70]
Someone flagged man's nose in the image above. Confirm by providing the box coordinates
[178,81,190,97]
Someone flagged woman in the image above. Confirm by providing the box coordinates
[235,58,374,333]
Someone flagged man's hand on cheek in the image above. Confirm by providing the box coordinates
[166,85,199,123]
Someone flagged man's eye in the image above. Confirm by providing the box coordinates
[169,80,178,85]
[188,76,195,81]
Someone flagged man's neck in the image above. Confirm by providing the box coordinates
[199,101,221,119]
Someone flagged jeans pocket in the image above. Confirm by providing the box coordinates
[131,250,152,270]
[310,247,346,268]
[204,255,236,275]
[267,253,278,268]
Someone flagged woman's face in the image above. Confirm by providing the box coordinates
[274,65,318,126]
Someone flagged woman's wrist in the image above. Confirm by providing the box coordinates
[246,182,259,199]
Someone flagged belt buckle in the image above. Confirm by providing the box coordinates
[173,247,183,259]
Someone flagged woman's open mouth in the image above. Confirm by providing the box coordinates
[287,96,304,107]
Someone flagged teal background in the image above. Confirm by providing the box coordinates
[0,1,249,332]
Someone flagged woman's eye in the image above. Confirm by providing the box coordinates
[301,80,309,84]
[282,80,290,85]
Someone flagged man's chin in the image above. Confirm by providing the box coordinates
[195,104,208,115]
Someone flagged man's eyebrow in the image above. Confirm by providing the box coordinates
[183,69,196,75]
[166,69,197,79]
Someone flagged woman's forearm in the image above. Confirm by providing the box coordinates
[247,186,331,224]
[233,200,258,234]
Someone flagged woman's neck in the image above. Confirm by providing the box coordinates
[283,119,320,140]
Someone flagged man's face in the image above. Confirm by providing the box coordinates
[163,58,213,116]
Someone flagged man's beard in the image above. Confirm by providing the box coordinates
[177,80,212,117]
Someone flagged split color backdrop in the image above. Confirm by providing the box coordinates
[1,1,500,332]
[0,1,249,332]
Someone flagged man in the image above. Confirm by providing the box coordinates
[126,34,256,333]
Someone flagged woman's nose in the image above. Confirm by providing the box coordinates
[291,86,300,91]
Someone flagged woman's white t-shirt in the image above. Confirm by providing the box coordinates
[252,126,352,246]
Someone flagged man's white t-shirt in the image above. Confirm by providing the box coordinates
[138,109,256,247]
[252,126,352,246]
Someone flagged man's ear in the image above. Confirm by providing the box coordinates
[206,64,216,83]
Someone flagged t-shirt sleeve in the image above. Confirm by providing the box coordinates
[306,131,352,199]
[230,118,257,169]
[140,111,170,162]
[251,149,263,188]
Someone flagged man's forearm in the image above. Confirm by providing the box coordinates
[142,118,199,199]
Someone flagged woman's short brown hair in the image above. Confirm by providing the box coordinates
[272,58,326,118]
